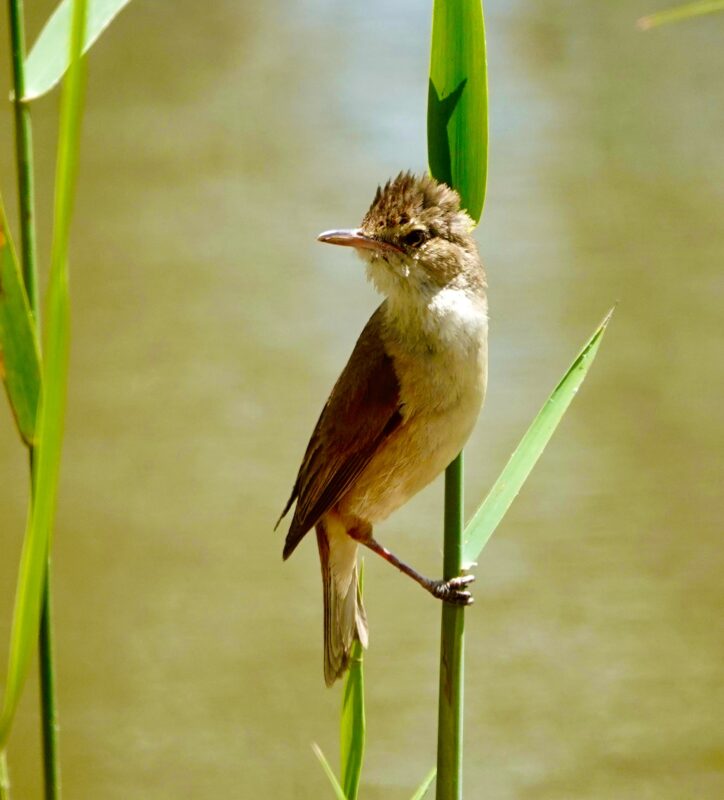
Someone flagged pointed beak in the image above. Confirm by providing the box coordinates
[317,228,402,255]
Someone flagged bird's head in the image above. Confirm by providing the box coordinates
[318,172,484,302]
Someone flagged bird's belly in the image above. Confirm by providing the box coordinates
[339,366,485,524]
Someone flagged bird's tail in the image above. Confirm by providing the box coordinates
[316,516,368,686]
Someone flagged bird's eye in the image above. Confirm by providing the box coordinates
[402,229,426,248]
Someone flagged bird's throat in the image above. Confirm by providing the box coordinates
[382,284,488,357]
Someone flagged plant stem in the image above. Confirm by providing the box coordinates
[436,452,465,800]
[38,563,60,799]
[0,750,10,800]
[8,0,39,315]
[7,3,61,799]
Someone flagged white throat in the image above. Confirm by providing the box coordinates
[383,281,488,356]
[361,247,488,354]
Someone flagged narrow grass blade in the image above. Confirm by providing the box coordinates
[312,743,348,800]
[463,308,614,566]
[0,197,40,445]
[24,0,132,100]
[340,566,365,800]
[0,0,88,747]
[428,0,488,222]
[411,767,437,800]
[637,0,724,29]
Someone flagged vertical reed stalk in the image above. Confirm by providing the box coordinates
[0,751,9,800]
[7,2,61,798]
[38,570,59,799]
[8,0,38,312]
[436,453,465,800]
[429,0,486,790]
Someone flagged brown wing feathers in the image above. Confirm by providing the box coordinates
[279,304,401,559]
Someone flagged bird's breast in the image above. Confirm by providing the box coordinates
[391,287,488,418]
[339,296,488,525]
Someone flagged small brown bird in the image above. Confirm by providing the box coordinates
[278,172,488,685]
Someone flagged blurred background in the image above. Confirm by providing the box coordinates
[0,0,722,797]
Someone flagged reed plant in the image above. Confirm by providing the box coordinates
[313,1,612,798]
[637,0,724,29]
[0,1,131,797]
[0,1,715,798]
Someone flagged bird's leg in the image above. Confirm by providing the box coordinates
[347,525,474,606]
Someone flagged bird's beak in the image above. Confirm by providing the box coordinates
[317,228,402,255]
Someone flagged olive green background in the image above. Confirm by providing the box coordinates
[0,1,722,797]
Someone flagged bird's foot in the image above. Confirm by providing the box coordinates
[430,574,475,606]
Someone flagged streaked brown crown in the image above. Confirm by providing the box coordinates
[361,172,471,246]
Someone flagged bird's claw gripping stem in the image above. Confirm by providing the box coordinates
[431,574,475,606]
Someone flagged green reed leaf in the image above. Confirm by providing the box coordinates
[0,0,88,747]
[340,565,365,800]
[312,743,348,800]
[411,767,437,800]
[429,3,488,798]
[638,0,724,29]
[24,0,132,100]
[463,308,614,566]
[0,197,40,445]
[428,0,488,223]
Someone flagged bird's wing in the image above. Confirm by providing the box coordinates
[279,303,403,559]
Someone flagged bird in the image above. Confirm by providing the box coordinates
[277,172,488,686]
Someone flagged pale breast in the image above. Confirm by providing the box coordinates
[340,295,487,525]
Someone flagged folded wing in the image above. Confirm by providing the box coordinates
[279,302,402,559]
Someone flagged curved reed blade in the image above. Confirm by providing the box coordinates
[411,767,437,800]
[0,197,40,445]
[463,308,615,566]
[0,0,88,748]
[428,0,488,223]
[637,0,724,29]
[24,0,133,100]
[312,743,348,800]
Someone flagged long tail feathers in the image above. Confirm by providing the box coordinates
[316,520,368,686]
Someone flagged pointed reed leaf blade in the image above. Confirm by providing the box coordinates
[428,0,488,223]
[411,767,437,800]
[0,198,40,445]
[0,0,88,747]
[637,0,724,29]
[340,564,365,800]
[24,0,132,100]
[312,743,348,800]
[463,308,615,566]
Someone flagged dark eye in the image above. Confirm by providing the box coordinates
[402,229,426,248]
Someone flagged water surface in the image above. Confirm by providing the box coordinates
[0,1,722,797]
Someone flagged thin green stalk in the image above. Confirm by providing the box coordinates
[8,0,39,315]
[7,3,61,798]
[0,0,88,747]
[436,453,465,800]
[38,565,60,799]
[0,750,10,800]
[340,566,365,800]
[428,3,486,792]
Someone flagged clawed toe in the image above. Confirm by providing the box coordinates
[431,574,476,605]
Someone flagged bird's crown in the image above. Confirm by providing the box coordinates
[362,171,470,244]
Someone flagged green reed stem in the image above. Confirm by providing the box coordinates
[0,750,9,800]
[38,563,60,799]
[8,0,38,313]
[436,452,465,800]
[7,2,61,798]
